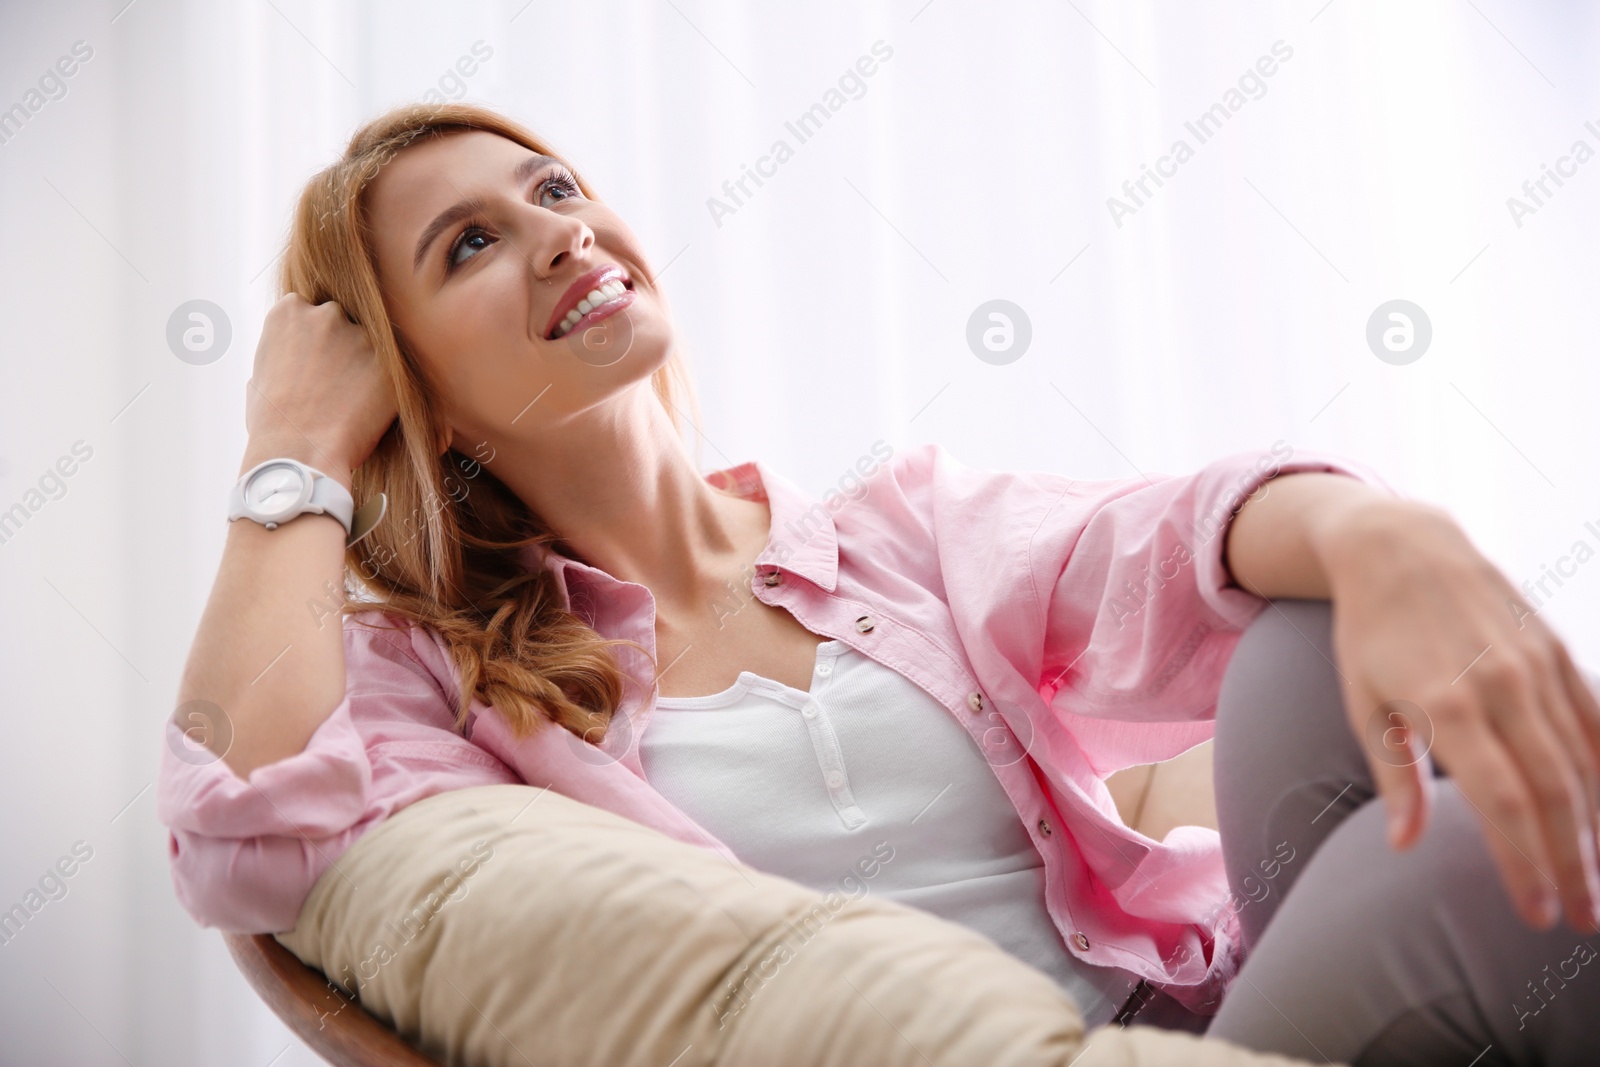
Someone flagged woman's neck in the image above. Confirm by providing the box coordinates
[479,383,770,612]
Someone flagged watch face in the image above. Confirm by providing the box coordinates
[245,463,310,517]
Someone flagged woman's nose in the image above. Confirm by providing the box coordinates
[537,212,595,279]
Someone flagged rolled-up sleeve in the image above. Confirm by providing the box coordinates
[156,692,376,933]
[1037,444,1400,729]
[155,616,516,933]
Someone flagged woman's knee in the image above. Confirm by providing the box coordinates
[1213,599,1373,944]
[1214,598,1345,769]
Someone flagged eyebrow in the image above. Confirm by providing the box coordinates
[411,153,561,275]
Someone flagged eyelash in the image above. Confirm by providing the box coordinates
[444,169,583,273]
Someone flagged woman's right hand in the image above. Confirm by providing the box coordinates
[242,293,399,486]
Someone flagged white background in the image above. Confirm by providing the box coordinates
[1,1,1597,1062]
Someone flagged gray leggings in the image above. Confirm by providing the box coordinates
[1192,598,1600,1065]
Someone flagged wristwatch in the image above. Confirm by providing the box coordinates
[229,458,355,538]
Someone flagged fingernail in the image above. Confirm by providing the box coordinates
[1535,891,1559,927]
[1387,799,1411,846]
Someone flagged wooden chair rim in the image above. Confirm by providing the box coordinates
[222,931,443,1067]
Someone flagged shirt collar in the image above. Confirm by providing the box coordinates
[520,457,840,615]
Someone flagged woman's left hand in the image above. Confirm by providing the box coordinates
[1316,499,1600,933]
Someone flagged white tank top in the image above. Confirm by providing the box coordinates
[638,638,1141,1028]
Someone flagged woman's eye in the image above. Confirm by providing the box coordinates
[448,228,494,270]
[538,173,581,208]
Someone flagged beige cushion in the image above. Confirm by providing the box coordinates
[276,783,1330,1067]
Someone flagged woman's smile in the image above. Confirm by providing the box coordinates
[544,263,635,340]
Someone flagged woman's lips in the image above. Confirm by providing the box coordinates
[544,265,635,340]
[552,287,635,342]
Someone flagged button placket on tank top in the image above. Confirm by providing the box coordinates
[797,640,868,830]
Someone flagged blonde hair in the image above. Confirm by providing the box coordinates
[278,101,699,743]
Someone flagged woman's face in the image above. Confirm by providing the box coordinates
[366,129,672,452]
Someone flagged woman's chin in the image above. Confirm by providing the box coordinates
[557,315,672,379]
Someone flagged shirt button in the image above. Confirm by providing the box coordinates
[826,771,844,789]
[966,691,985,713]
[854,615,875,633]
[1074,932,1091,951]
[802,703,818,719]
[1037,818,1053,838]
[815,662,832,676]
[763,570,782,586]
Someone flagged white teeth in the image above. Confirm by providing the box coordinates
[552,276,630,337]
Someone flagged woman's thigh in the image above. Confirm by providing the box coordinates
[1207,598,1600,1065]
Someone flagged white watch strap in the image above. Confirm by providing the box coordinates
[307,471,355,535]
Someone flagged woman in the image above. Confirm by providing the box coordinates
[158,102,1600,1064]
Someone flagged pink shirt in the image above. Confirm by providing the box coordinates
[157,441,1396,1012]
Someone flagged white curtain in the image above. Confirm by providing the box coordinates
[0,0,1595,1061]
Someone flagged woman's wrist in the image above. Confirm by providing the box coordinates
[1308,494,1463,596]
[1225,471,1400,599]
